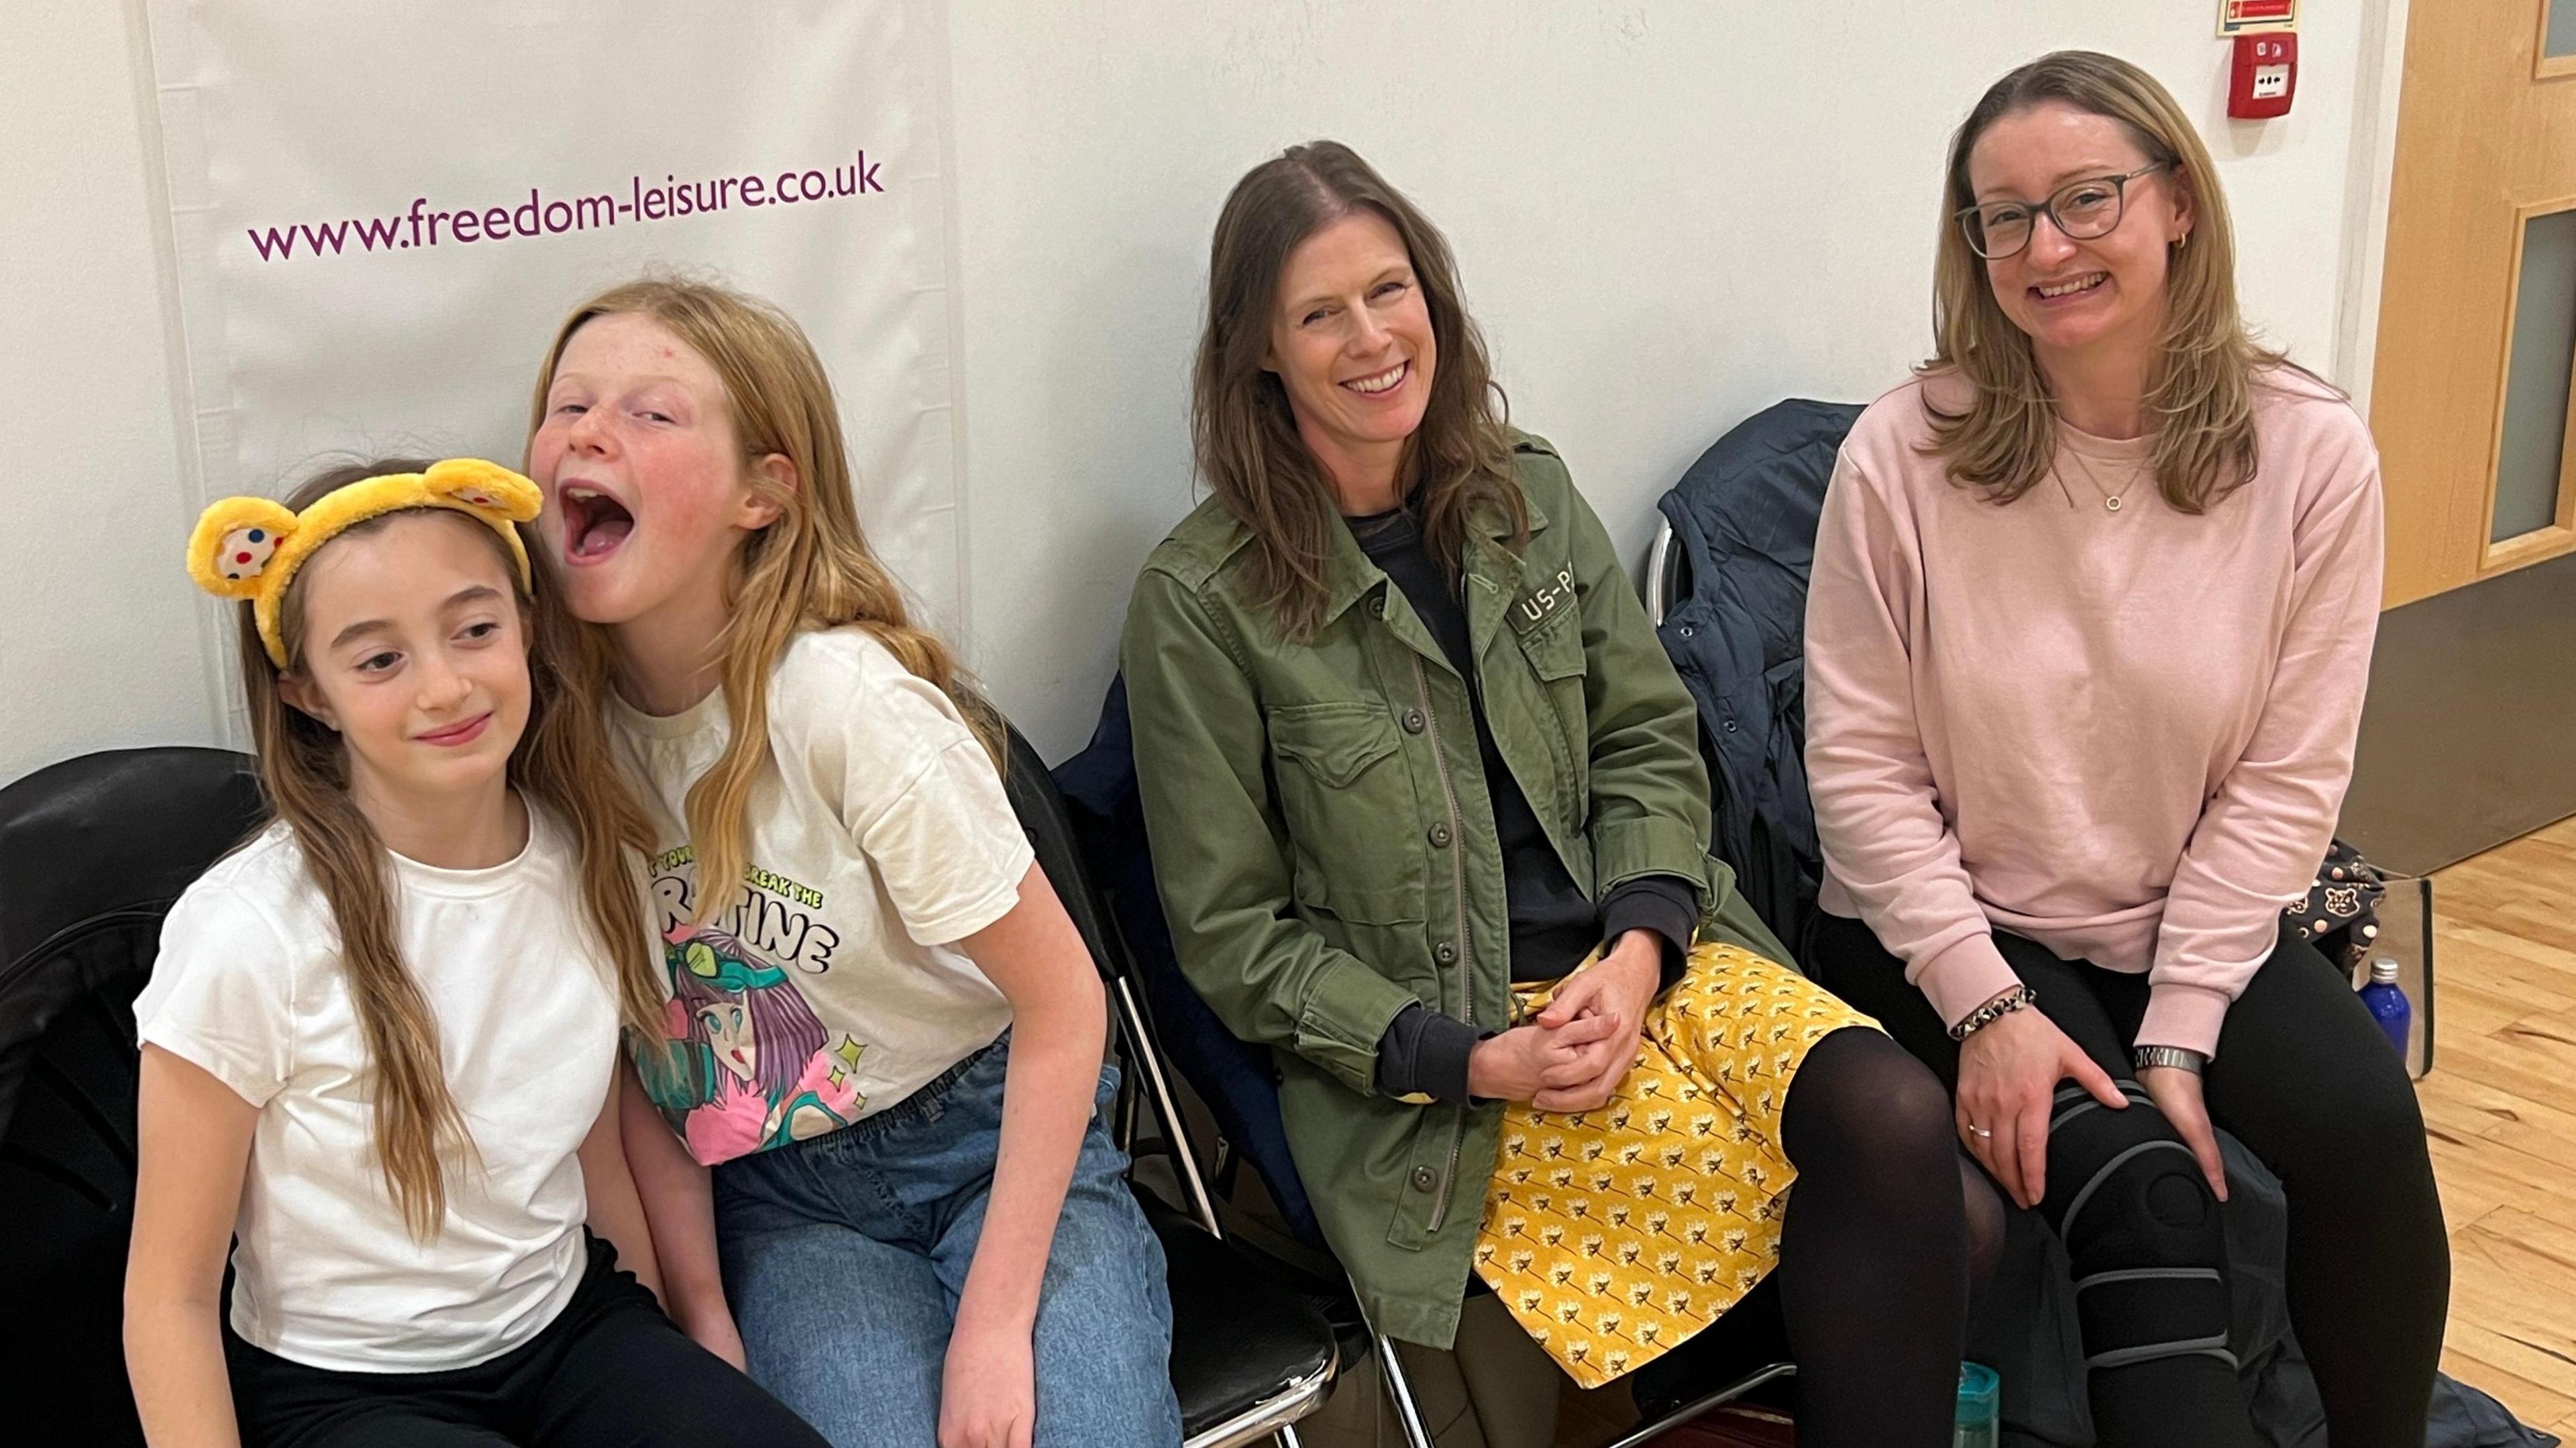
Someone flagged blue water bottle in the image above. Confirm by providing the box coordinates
[2359,957,2411,1058]
[1955,1363,2000,1447]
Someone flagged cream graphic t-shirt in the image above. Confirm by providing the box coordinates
[609,627,1032,1166]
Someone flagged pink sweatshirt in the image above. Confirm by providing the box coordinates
[1804,367,2384,1058]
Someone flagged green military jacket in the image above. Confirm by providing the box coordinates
[1119,433,1790,1348]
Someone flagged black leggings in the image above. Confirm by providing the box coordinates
[1637,1026,2007,1448]
[225,1237,830,1448]
[1805,912,2448,1448]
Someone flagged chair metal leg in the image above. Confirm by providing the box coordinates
[1120,1047,1145,1151]
[1373,1330,1436,1448]
[1115,975,1224,1237]
[1104,957,1401,1447]
[1597,1362,1796,1448]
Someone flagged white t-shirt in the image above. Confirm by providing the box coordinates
[608,626,1031,1166]
[134,808,619,1373]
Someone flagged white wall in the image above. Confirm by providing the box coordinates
[943,1,2380,756]
[4,0,2385,781]
[3,1,224,783]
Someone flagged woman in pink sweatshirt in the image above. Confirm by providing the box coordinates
[1801,51,2445,1448]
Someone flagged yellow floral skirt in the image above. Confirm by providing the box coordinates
[1471,942,1878,1388]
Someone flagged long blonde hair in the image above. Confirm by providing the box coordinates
[239,459,661,1239]
[1922,50,2288,512]
[526,279,997,922]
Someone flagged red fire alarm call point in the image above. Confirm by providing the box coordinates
[2229,32,2297,119]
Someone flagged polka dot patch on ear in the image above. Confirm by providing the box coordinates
[189,461,537,663]
[220,526,281,580]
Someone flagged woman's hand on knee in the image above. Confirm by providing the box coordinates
[2138,1065,2229,1203]
[1956,1007,2126,1209]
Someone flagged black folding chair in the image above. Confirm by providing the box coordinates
[0,746,268,1448]
[998,724,1338,1448]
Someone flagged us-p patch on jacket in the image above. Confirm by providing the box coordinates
[1511,565,1578,637]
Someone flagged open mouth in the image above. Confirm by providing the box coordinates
[2032,272,2108,302]
[1344,360,1409,396]
[559,484,635,563]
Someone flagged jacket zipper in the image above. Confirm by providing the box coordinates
[1409,651,1474,1233]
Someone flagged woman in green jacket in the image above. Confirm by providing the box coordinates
[1122,141,1997,1448]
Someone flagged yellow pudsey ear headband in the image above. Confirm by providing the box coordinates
[186,458,542,669]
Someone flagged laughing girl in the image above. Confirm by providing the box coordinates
[526,280,1179,1448]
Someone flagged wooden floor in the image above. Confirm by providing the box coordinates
[2422,814,2576,1437]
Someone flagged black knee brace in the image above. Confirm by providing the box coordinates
[2044,1082,2237,1372]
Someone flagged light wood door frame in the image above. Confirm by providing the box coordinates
[2481,194,2576,577]
[2373,0,2576,606]
[2540,0,2576,80]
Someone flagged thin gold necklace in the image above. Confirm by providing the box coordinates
[2056,447,2141,514]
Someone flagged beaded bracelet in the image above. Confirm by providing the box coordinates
[1947,983,2037,1042]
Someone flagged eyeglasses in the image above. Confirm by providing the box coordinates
[1956,162,2170,260]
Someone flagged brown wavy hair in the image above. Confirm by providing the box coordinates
[1195,140,1525,641]
[237,459,660,1240]
[1921,50,2290,512]
[527,278,999,924]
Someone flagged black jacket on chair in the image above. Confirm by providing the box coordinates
[1654,398,1864,948]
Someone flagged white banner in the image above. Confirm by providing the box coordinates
[145,0,962,651]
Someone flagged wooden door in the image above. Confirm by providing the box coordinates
[2373,0,2576,606]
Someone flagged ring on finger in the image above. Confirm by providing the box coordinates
[1968,1124,1994,1139]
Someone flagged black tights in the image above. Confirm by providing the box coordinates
[1806,912,2449,1448]
[1636,1026,2005,1448]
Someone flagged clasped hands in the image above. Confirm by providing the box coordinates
[1464,930,1660,1113]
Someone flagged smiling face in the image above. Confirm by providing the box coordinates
[277,511,531,814]
[1264,209,1438,503]
[1968,101,2192,374]
[526,312,784,634]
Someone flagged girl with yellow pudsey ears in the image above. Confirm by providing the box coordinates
[525,280,1181,1448]
[125,459,828,1448]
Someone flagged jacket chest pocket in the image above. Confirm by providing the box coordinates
[1512,609,1591,812]
[1267,701,1426,924]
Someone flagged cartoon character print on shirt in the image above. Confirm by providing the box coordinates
[632,844,877,1164]
[635,925,871,1164]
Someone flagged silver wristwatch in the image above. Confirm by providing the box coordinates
[2134,1045,2207,1074]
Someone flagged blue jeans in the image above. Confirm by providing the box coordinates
[713,1034,1181,1447]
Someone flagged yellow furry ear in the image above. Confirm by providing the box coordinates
[186,459,541,667]
[186,498,301,600]
[423,459,541,523]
